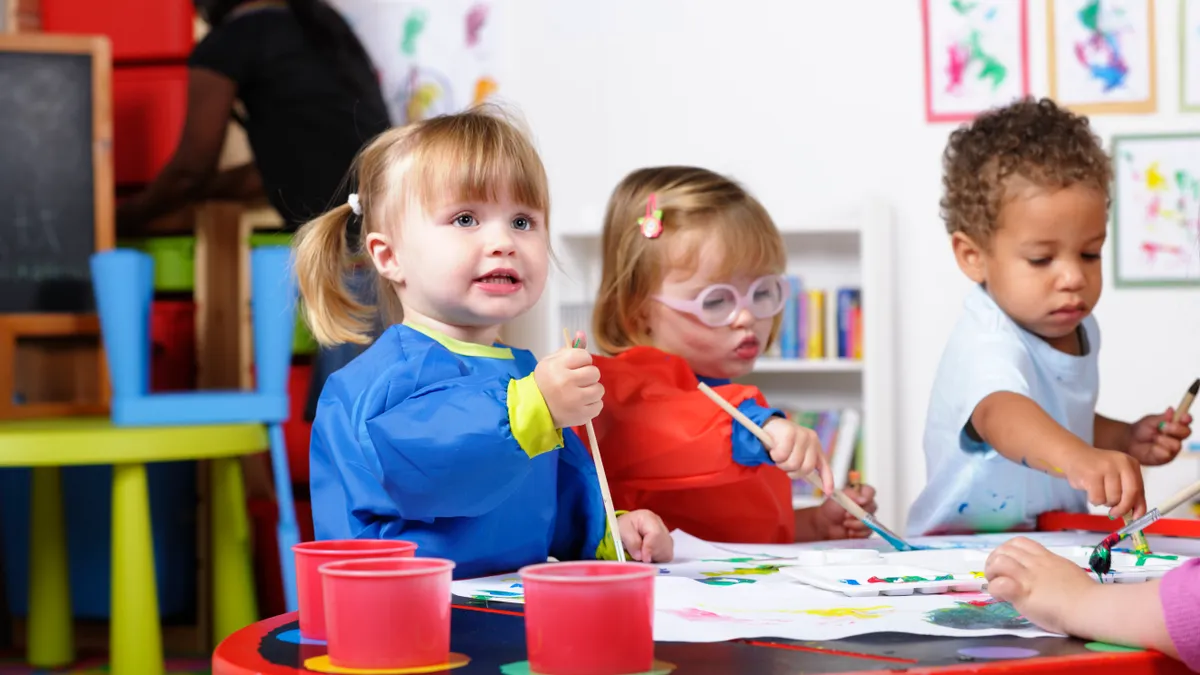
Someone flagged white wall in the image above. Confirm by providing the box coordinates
[485,1,1200,524]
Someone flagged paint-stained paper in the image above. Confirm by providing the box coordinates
[452,530,1197,642]
[329,0,500,125]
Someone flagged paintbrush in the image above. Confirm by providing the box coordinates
[563,329,626,563]
[1089,476,1200,574]
[695,382,918,552]
[1123,378,1199,554]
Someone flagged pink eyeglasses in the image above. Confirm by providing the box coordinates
[652,274,788,327]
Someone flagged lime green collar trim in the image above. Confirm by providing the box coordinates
[406,322,514,360]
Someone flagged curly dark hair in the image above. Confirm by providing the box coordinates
[940,97,1112,243]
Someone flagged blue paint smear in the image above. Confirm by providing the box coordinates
[840,579,861,586]
[958,503,969,514]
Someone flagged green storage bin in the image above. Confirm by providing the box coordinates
[121,236,195,293]
[249,233,317,355]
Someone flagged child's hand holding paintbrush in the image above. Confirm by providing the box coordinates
[1124,379,1197,466]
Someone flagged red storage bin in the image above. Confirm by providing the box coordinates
[150,299,196,392]
[114,66,189,186]
[41,0,195,63]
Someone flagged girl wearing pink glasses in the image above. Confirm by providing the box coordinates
[573,166,878,544]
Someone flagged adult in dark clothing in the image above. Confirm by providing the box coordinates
[117,0,391,419]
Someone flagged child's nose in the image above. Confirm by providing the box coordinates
[1057,264,1085,289]
[730,307,755,328]
[487,226,516,255]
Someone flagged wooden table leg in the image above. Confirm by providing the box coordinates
[28,466,73,668]
[111,463,164,675]
[211,456,258,645]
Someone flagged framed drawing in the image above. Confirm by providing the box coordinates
[1111,133,1200,287]
[1047,0,1156,114]
[922,0,1030,122]
[1182,0,1200,111]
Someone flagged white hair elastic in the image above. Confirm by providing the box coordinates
[348,193,362,216]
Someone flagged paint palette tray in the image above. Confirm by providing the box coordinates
[781,546,1193,597]
[782,562,985,597]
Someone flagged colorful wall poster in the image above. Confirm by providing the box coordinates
[1111,134,1200,287]
[329,0,500,124]
[922,0,1030,122]
[1047,0,1156,114]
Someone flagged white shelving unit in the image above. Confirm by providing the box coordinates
[530,199,899,526]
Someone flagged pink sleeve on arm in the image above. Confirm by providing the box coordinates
[1160,558,1200,671]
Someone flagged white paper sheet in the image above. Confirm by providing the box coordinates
[450,529,1194,642]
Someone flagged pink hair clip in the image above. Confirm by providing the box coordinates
[637,193,663,239]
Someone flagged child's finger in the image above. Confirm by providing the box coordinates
[1111,472,1141,520]
[1159,422,1190,441]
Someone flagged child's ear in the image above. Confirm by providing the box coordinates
[366,232,403,283]
[951,232,987,284]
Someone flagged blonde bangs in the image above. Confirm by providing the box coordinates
[404,111,549,218]
[665,205,786,281]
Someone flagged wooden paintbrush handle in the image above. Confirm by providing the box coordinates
[697,382,869,519]
[1161,478,1200,516]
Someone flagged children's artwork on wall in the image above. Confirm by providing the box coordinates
[329,0,499,124]
[1047,0,1156,114]
[1111,133,1200,287]
[451,530,1194,642]
[921,0,1030,122]
[1182,0,1200,111]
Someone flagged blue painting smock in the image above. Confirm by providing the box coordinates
[906,285,1095,536]
[309,323,620,579]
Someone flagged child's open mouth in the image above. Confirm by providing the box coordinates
[474,269,522,293]
[734,337,760,359]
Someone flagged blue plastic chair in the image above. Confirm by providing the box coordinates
[89,246,300,612]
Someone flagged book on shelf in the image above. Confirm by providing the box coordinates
[785,407,862,501]
[768,276,862,360]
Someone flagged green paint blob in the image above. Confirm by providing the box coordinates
[925,600,1032,630]
[1084,642,1144,653]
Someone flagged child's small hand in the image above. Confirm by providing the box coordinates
[985,536,1096,635]
[534,344,603,428]
[616,509,674,563]
[762,418,833,493]
[1062,447,1146,520]
[816,484,878,540]
[1127,407,1193,466]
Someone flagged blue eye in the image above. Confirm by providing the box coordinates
[512,216,532,231]
[453,214,477,228]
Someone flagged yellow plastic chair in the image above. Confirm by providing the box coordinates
[0,417,266,675]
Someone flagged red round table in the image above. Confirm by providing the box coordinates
[214,604,1192,675]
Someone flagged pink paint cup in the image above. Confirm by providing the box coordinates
[319,557,456,669]
[520,561,656,675]
[292,539,417,640]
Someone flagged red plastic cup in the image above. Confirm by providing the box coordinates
[292,539,417,640]
[520,561,656,675]
[319,557,456,669]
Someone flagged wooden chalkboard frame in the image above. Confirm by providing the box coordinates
[1,0,15,35]
[0,33,113,418]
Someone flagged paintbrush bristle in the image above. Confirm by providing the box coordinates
[1189,378,1199,396]
[1088,544,1112,575]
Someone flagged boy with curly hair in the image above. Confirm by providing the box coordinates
[906,98,1192,536]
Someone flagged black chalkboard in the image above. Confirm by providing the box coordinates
[0,49,97,313]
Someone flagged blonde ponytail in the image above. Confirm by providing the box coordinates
[292,203,375,346]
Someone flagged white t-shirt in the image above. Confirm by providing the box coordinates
[906,285,1096,536]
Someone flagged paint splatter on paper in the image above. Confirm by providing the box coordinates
[924,0,1029,121]
[925,599,1031,630]
[1049,0,1154,110]
[1111,135,1200,285]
